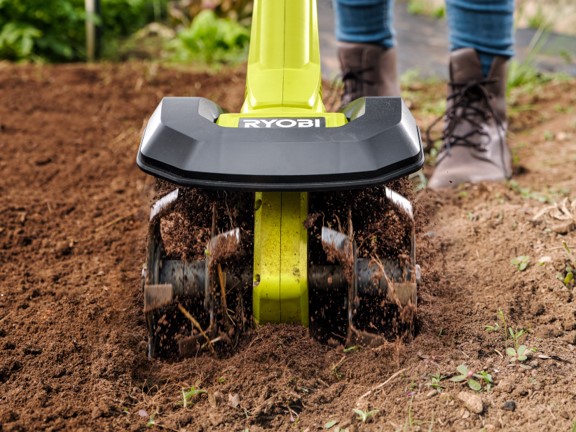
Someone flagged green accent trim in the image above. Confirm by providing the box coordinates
[242,0,325,114]
[217,112,347,128]
[253,192,309,326]
[245,0,331,326]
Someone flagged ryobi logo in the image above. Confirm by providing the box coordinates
[239,118,325,128]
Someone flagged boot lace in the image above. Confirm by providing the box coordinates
[425,79,504,155]
[341,67,374,98]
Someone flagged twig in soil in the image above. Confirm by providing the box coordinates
[177,303,214,353]
[223,191,234,229]
[211,202,217,238]
[0,311,13,323]
[217,264,230,322]
[356,367,408,404]
[331,355,348,374]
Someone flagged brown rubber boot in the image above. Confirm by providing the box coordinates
[338,42,400,106]
[427,48,512,189]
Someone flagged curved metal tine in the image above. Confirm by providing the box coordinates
[150,188,180,221]
[384,187,413,220]
[321,227,352,255]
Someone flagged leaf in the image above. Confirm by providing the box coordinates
[325,420,338,429]
[506,347,517,357]
[511,255,530,271]
[450,375,467,382]
[456,364,469,375]
[467,379,482,392]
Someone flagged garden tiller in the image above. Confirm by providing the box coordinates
[137,0,424,358]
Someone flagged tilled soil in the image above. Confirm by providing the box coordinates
[0,63,575,431]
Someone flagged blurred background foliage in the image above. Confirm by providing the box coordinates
[0,0,253,63]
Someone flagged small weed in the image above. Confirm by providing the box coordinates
[324,420,338,429]
[511,255,530,272]
[557,242,575,288]
[426,373,446,392]
[508,327,527,349]
[450,364,493,392]
[506,345,530,363]
[484,322,500,333]
[507,180,551,203]
[353,408,379,423]
[343,345,359,353]
[146,413,156,428]
[181,386,207,407]
[484,309,508,341]
[543,130,554,141]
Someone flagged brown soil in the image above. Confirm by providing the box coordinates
[1,62,575,432]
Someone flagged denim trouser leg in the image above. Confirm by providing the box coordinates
[446,0,515,75]
[333,0,515,76]
[333,0,395,49]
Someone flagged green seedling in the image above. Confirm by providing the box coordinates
[508,327,527,349]
[506,345,530,363]
[484,322,500,333]
[353,408,379,423]
[427,373,446,392]
[450,364,492,392]
[507,180,551,203]
[146,414,156,428]
[324,420,338,429]
[511,255,530,271]
[181,386,207,407]
[557,242,575,288]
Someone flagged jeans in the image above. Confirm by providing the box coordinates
[333,0,515,76]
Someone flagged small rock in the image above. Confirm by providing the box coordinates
[457,391,484,414]
[502,400,516,412]
[559,410,570,420]
[497,379,514,394]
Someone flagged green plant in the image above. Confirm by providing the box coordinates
[426,373,446,392]
[0,0,164,62]
[353,408,379,423]
[181,386,207,407]
[506,345,530,363]
[406,0,444,19]
[169,9,250,64]
[450,364,492,392]
[511,255,530,272]
[507,180,555,204]
[508,327,527,349]
[484,321,500,333]
[558,242,575,288]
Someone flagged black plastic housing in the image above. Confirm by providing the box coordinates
[136,96,424,191]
